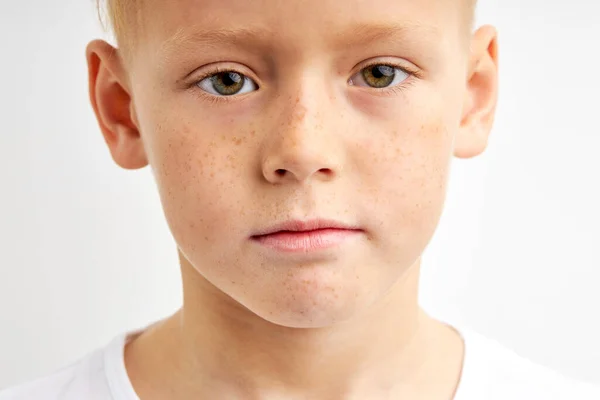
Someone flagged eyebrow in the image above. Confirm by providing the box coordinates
[333,22,441,48]
[161,25,273,53]
[160,21,441,53]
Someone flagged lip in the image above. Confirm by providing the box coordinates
[250,219,363,253]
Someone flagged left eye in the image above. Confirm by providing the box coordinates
[349,64,410,89]
[197,71,258,96]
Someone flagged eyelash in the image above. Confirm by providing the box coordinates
[190,62,422,104]
[190,67,252,105]
[353,61,421,97]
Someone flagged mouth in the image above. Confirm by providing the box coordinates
[250,219,363,253]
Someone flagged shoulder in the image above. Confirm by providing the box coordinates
[455,325,600,400]
[0,345,113,400]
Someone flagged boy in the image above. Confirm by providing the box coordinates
[1,0,599,398]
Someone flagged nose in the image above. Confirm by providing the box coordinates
[261,84,343,185]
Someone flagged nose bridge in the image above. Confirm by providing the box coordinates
[279,71,328,137]
[261,71,341,184]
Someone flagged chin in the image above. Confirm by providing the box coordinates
[249,289,366,329]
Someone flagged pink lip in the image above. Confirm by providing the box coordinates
[251,219,363,253]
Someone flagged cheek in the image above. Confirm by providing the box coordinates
[142,115,253,254]
[356,108,454,247]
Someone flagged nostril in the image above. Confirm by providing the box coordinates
[271,167,333,181]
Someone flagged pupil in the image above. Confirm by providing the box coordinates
[372,65,393,78]
[223,72,241,86]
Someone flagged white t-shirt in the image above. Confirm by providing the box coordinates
[1,321,599,399]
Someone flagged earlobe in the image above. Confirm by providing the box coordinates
[454,25,499,159]
[86,39,148,170]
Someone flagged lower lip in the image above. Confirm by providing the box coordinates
[251,228,361,253]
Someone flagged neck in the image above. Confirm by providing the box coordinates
[124,254,464,399]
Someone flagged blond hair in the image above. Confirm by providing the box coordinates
[98,0,477,50]
[97,0,140,51]
[98,0,127,39]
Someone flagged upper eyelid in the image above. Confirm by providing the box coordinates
[188,59,419,93]
[350,59,418,77]
[189,63,260,86]
[190,57,416,77]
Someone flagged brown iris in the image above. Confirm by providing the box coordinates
[210,72,244,95]
[361,65,395,88]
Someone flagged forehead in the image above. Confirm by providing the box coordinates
[133,0,465,55]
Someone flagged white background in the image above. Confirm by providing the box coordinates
[1,0,599,389]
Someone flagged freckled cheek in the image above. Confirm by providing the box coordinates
[146,121,255,250]
[359,119,453,227]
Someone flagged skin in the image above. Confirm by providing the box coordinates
[86,0,498,398]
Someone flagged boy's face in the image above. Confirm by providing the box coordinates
[89,0,497,327]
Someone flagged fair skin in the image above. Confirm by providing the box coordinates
[86,0,498,398]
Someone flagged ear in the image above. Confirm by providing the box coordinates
[454,25,499,159]
[86,40,148,170]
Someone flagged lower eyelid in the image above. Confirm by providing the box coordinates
[369,78,416,96]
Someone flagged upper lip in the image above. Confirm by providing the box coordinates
[251,219,362,237]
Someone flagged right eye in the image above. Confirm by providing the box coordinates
[196,71,258,96]
[349,64,410,89]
